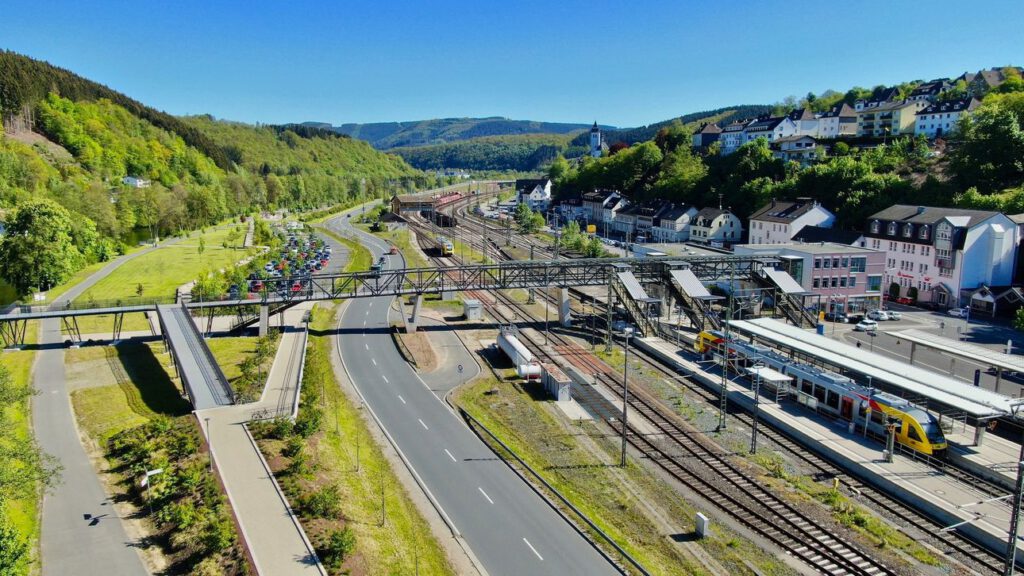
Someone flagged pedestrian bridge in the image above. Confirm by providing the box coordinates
[156,303,234,410]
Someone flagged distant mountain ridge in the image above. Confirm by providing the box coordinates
[302,117,616,150]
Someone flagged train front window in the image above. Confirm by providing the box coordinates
[907,424,922,443]
[922,421,945,443]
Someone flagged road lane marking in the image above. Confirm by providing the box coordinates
[478,487,494,504]
[365,343,369,350]
[382,375,389,383]
[372,358,377,366]
[369,301,373,308]
[418,418,429,430]
[523,538,543,560]
[398,394,405,404]
[444,449,456,462]
[363,320,366,327]
[365,310,369,316]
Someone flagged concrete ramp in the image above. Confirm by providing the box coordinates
[157,303,234,409]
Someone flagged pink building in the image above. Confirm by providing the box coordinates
[735,242,885,313]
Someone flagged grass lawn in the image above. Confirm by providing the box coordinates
[254,304,453,575]
[318,227,372,272]
[61,313,152,339]
[69,343,191,442]
[1,321,41,572]
[77,226,252,305]
[455,374,797,576]
[368,227,429,270]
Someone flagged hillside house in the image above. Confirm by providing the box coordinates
[692,123,723,148]
[690,207,742,246]
[914,98,979,139]
[817,103,857,138]
[771,136,821,165]
[651,204,699,243]
[516,178,552,210]
[856,100,928,137]
[748,198,835,245]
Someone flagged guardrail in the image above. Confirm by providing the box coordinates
[459,407,649,576]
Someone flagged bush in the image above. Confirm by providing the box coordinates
[293,406,322,438]
[319,527,356,570]
[1015,308,1024,332]
[301,484,342,518]
[282,435,305,458]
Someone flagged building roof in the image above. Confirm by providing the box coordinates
[857,99,921,113]
[696,123,723,134]
[619,200,667,218]
[695,207,729,221]
[656,204,693,223]
[749,197,826,223]
[787,108,815,121]
[744,116,787,133]
[515,178,550,193]
[774,135,816,145]
[1008,214,1024,225]
[792,225,863,245]
[722,119,752,133]
[910,79,950,97]
[820,103,856,119]
[581,189,619,204]
[917,98,980,116]
[867,204,1001,228]
[739,241,875,255]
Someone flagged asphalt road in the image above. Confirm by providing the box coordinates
[324,211,618,576]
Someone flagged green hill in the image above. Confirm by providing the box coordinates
[309,117,612,149]
[391,133,580,171]
[0,50,426,296]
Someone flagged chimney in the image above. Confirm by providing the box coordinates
[916,206,926,215]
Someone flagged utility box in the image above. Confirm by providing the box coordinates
[463,299,482,321]
[695,513,709,538]
[541,363,572,402]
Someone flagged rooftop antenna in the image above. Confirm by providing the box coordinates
[718,192,724,211]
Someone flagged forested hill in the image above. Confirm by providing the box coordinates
[306,117,615,150]
[0,50,430,297]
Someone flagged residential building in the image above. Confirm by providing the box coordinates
[589,122,603,158]
[651,204,698,243]
[771,136,821,165]
[748,197,835,245]
[601,194,628,237]
[515,178,552,210]
[691,123,722,148]
[788,108,819,137]
[853,88,900,111]
[956,67,1024,96]
[122,176,151,188]
[581,189,619,224]
[792,225,864,247]
[690,208,742,246]
[555,195,586,222]
[856,100,928,138]
[914,98,979,139]
[908,79,951,102]
[719,119,751,155]
[743,116,797,145]
[864,205,1019,307]
[735,242,885,313]
[817,103,857,138]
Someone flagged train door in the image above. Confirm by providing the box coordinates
[841,396,853,420]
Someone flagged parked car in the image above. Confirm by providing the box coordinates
[947,307,969,317]
[895,297,913,305]
[854,319,879,332]
[824,312,849,323]
[886,311,902,320]
[867,310,890,321]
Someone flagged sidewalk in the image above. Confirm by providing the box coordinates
[198,302,324,576]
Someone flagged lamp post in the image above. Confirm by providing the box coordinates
[544,284,551,345]
[1003,435,1024,576]
[620,331,632,468]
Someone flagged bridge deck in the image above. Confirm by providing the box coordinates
[157,304,233,410]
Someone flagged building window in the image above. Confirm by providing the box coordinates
[831,277,838,288]
[832,258,840,268]
[903,224,913,238]
[823,259,831,269]
[867,275,882,292]
[812,278,820,288]
[841,258,849,268]
[887,222,897,236]
[848,276,856,287]
[919,225,929,240]
[850,257,866,272]
[814,259,821,269]
[840,277,847,288]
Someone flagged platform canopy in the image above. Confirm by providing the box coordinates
[762,267,809,295]
[745,365,793,384]
[728,318,1022,419]
[889,329,1024,374]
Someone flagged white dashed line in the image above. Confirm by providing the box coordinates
[478,487,494,504]
[418,419,429,430]
[372,358,377,366]
[397,394,405,404]
[365,343,369,350]
[368,301,373,308]
[363,320,366,327]
[523,538,543,560]
[444,449,456,462]
[382,375,389,383]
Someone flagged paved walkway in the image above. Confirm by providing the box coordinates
[198,302,324,576]
[33,241,181,575]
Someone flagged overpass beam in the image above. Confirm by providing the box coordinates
[558,287,572,327]
[258,304,269,337]
[408,294,423,334]
[974,422,986,447]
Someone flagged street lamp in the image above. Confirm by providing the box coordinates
[544,284,552,345]
[620,330,632,468]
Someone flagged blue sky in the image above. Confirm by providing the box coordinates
[4,0,1023,127]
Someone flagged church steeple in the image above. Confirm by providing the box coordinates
[589,121,602,158]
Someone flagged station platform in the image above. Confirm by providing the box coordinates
[947,425,1021,491]
[632,335,1021,562]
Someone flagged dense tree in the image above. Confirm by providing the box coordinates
[950,105,1024,192]
[0,198,92,294]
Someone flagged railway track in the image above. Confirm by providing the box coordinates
[406,199,1008,575]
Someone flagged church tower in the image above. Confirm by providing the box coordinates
[589,122,602,158]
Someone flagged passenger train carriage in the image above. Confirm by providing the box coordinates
[436,236,454,257]
[695,330,948,456]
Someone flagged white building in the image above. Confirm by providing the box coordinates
[788,108,819,137]
[122,176,151,188]
[589,122,603,158]
[914,98,980,139]
[742,116,798,145]
[651,204,699,243]
[515,178,552,210]
[771,136,821,165]
[719,119,751,155]
[690,208,743,246]
[865,205,1019,307]
[816,103,857,138]
[748,198,835,245]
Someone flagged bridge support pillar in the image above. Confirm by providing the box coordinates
[558,288,572,327]
[974,423,986,447]
[258,305,269,337]
[408,294,423,334]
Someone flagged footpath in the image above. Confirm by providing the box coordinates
[197,302,325,576]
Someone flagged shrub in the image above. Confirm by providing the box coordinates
[293,406,322,438]
[282,435,305,458]
[319,527,356,570]
[301,484,341,518]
